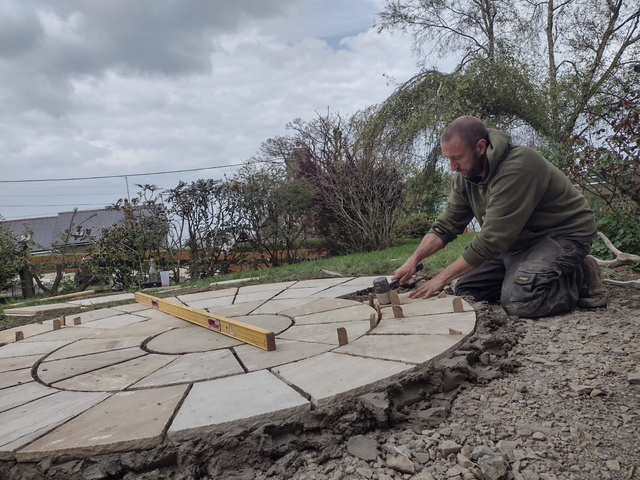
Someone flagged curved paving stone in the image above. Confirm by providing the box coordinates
[38,347,147,385]
[130,350,244,388]
[147,324,243,353]
[16,385,186,462]
[0,390,109,460]
[277,320,371,345]
[229,314,292,335]
[0,382,56,414]
[52,354,177,391]
[0,278,476,462]
[168,370,309,440]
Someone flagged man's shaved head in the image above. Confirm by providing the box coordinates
[441,116,488,149]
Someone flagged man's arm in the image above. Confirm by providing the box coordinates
[392,233,445,285]
[409,254,475,299]
[392,232,477,299]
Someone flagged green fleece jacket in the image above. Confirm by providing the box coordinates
[430,128,596,267]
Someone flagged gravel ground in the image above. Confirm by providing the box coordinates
[2,267,638,480]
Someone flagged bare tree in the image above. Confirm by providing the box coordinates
[378,0,640,138]
[287,110,405,253]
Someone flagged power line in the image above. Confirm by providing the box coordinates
[0,164,245,184]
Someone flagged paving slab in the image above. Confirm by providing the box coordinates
[16,385,186,462]
[146,324,243,353]
[38,348,147,385]
[277,320,371,345]
[46,337,148,361]
[251,298,313,315]
[130,308,188,327]
[294,304,376,325]
[379,296,473,319]
[0,340,73,359]
[272,352,414,406]
[111,302,149,313]
[206,300,267,317]
[230,314,292,335]
[235,339,334,371]
[75,313,149,330]
[0,324,52,344]
[290,278,349,289]
[272,286,328,299]
[237,281,296,293]
[3,303,81,317]
[339,276,387,287]
[68,293,135,306]
[182,295,236,310]
[20,325,109,343]
[131,350,244,388]
[177,288,237,302]
[0,382,56,413]
[86,319,175,340]
[0,390,110,460]
[0,355,42,373]
[310,285,371,298]
[233,290,280,304]
[279,298,363,317]
[168,370,310,440]
[59,308,123,324]
[0,368,34,390]
[371,311,476,336]
[53,354,178,391]
[335,334,467,364]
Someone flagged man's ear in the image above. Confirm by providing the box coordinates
[475,138,487,156]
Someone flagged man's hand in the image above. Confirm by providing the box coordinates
[391,263,417,287]
[408,276,447,299]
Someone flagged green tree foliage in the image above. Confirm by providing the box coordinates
[0,220,25,292]
[166,178,241,278]
[85,187,169,290]
[233,162,314,267]
[560,90,640,255]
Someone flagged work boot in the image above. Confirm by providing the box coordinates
[577,255,609,308]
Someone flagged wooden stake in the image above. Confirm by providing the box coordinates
[368,293,375,308]
[60,315,66,326]
[369,313,378,331]
[449,328,462,335]
[36,319,43,325]
[136,292,276,351]
[15,331,24,341]
[74,316,82,325]
[452,297,464,313]
[53,319,62,330]
[390,290,400,305]
[392,305,404,318]
[337,327,348,346]
[438,291,447,298]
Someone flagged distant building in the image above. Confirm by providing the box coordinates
[2,205,162,255]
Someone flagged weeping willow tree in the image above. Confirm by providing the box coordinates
[357,50,546,234]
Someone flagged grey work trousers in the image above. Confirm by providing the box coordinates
[454,236,592,318]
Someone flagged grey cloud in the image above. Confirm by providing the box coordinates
[35,0,293,77]
[0,5,43,58]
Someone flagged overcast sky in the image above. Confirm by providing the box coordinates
[0,0,424,221]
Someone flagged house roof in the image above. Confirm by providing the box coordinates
[2,206,157,254]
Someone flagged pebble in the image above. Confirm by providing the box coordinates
[386,454,415,474]
[439,440,463,458]
[628,372,640,384]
